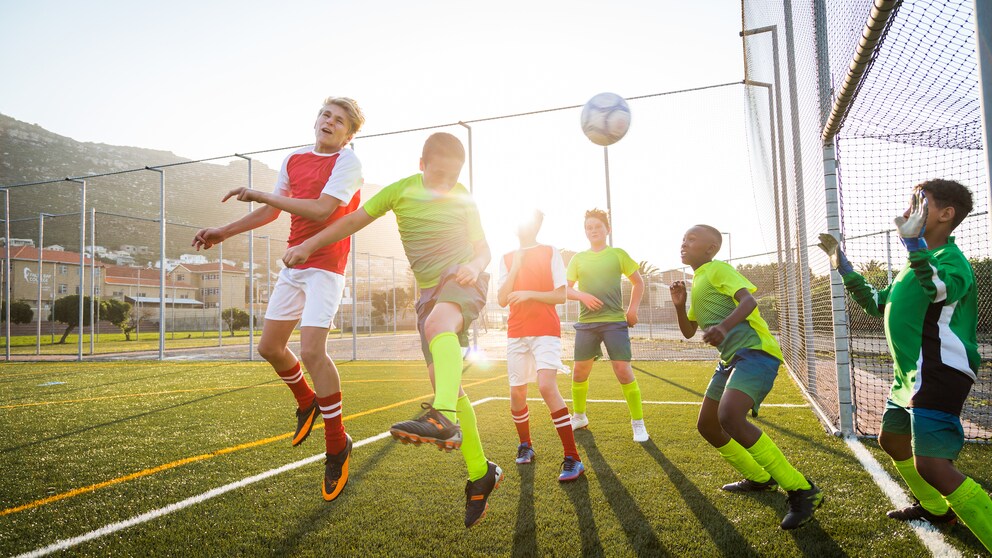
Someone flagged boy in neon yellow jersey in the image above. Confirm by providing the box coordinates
[566,208,648,442]
[282,132,501,528]
[819,180,990,550]
[670,224,822,530]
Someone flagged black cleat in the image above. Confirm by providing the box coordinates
[780,479,824,530]
[293,397,320,446]
[464,461,504,528]
[390,402,462,451]
[887,501,957,526]
[722,477,779,493]
[322,434,352,502]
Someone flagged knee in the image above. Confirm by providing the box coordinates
[717,409,744,438]
[538,380,558,401]
[299,346,327,368]
[257,341,282,363]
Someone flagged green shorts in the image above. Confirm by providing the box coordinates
[704,348,780,416]
[880,400,964,460]
[415,266,489,365]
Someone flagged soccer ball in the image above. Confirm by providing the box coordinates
[580,92,631,146]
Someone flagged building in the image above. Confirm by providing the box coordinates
[1,246,104,319]
[170,262,247,310]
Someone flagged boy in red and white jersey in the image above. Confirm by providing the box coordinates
[497,210,583,482]
[192,96,364,502]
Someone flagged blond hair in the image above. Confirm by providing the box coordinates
[321,96,365,135]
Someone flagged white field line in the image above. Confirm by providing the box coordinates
[15,395,805,557]
[843,436,961,558]
[17,398,499,558]
[513,397,808,408]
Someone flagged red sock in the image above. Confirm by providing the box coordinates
[552,406,579,460]
[276,362,315,410]
[318,392,347,455]
[512,405,531,446]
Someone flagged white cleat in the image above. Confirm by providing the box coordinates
[571,413,589,431]
[631,419,649,442]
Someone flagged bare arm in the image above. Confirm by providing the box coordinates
[625,270,644,326]
[567,280,604,310]
[453,237,492,286]
[497,251,522,307]
[192,205,280,250]
[669,280,697,339]
[281,207,376,267]
[701,288,757,347]
[507,286,566,306]
[223,188,343,222]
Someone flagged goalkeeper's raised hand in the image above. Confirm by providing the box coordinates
[816,233,854,275]
[894,190,929,252]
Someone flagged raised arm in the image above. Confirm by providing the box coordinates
[192,205,280,251]
[669,280,697,339]
[225,188,344,222]
[281,207,376,267]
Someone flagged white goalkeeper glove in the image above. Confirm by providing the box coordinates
[816,233,853,275]
[893,190,928,252]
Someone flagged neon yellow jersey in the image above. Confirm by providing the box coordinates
[687,260,783,363]
[363,174,485,289]
[566,247,639,323]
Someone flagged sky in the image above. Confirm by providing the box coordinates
[0,0,766,273]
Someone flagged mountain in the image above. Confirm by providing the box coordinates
[0,113,289,267]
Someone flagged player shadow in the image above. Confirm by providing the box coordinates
[559,470,605,557]
[752,415,859,464]
[785,514,845,557]
[271,434,401,556]
[0,381,271,453]
[510,462,538,558]
[632,365,705,399]
[639,439,762,557]
[575,429,672,557]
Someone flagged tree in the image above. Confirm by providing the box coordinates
[371,287,415,327]
[637,260,663,310]
[222,308,250,336]
[0,301,33,324]
[103,299,136,340]
[49,295,104,344]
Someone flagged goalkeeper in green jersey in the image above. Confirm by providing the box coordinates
[670,224,822,530]
[819,179,990,551]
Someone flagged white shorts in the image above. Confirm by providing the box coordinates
[506,336,571,387]
[264,267,345,328]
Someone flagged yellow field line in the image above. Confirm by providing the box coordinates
[0,379,434,409]
[0,374,505,517]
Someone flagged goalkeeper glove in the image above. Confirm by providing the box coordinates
[893,190,928,252]
[816,233,854,275]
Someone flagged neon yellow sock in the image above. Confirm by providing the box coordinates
[893,458,949,515]
[745,433,810,492]
[457,395,488,481]
[945,477,992,552]
[571,379,589,414]
[717,439,771,483]
[620,380,644,421]
[429,332,462,422]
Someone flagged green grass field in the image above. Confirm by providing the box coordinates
[1,360,989,557]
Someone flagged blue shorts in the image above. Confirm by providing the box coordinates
[573,322,631,362]
[882,401,965,460]
[704,348,780,416]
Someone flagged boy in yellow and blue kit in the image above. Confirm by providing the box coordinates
[671,224,822,530]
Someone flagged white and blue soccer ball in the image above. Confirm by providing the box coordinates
[580,92,631,146]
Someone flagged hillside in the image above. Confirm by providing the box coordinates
[0,113,289,266]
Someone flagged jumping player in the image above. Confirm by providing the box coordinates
[192,96,365,502]
[281,132,502,528]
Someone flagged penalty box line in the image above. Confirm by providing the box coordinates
[16,397,498,558]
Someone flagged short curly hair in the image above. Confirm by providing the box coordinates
[915,179,973,229]
[584,208,610,231]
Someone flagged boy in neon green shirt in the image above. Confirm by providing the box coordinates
[670,224,822,530]
[283,132,501,528]
[566,208,648,442]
